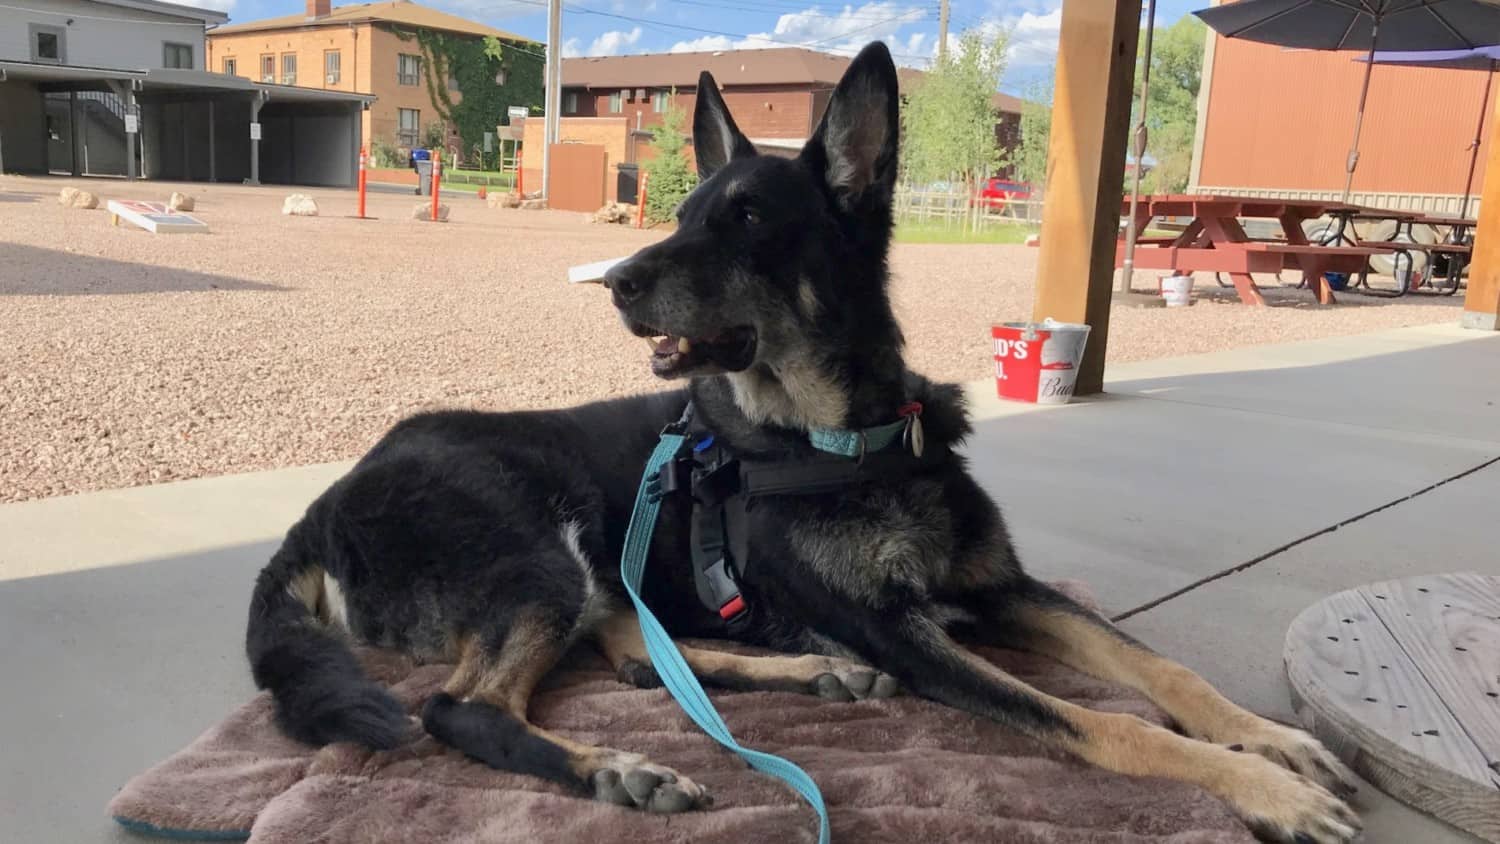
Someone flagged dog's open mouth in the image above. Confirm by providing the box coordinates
[635,325,757,378]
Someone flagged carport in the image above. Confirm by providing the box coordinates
[0,60,372,187]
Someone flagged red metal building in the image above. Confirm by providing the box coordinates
[1191,31,1495,215]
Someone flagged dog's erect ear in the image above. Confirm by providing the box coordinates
[693,71,756,180]
[800,41,900,208]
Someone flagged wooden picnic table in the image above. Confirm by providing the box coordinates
[1349,210,1478,296]
[1117,194,1379,305]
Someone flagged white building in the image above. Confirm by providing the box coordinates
[0,0,374,186]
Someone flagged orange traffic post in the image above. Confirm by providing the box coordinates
[516,150,524,196]
[356,145,368,219]
[635,171,650,229]
[431,153,442,222]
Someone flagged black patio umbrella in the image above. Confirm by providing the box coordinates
[1359,45,1500,217]
[1195,0,1500,201]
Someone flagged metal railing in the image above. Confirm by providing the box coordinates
[894,183,1043,228]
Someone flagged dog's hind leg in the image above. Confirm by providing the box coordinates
[982,578,1358,797]
[422,607,710,814]
[596,611,899,701]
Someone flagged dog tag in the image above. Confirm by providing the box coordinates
[903,416,924,457]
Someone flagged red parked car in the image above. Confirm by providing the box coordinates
[972,178,1033,212]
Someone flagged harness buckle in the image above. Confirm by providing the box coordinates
[718,594,747,620]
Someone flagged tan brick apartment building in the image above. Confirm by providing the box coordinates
[207,0,542,158]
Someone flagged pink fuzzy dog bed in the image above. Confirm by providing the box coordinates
[108,583,1254,843]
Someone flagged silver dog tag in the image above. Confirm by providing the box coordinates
[903,416,924,457]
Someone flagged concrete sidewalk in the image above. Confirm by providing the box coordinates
[2,324,1496,842]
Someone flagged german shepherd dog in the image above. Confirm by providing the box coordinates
[247,43,1360,843]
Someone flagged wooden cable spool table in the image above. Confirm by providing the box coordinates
[1285,573,1500,841]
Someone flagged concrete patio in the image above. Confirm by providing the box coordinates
[1,323,1495,843]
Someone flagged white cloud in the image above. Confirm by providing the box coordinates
[668,3,927,58]
[586,27,643,57]
[195,0,234,10]
[1005,10,1062,67]
[561,28,644,58]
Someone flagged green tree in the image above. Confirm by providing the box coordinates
[1015,78,1053,194]
[642,95,696,224]
[901,28,1010,190]
[1132,17,1207,194]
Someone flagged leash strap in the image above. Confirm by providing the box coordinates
[619,431,831,844]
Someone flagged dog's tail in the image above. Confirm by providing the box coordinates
[246,524,407,749]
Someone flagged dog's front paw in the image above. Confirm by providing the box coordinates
[1217,751,1361,844]
[809,656,899,701]
[590,752,711,814]
[1220,719,1358,798]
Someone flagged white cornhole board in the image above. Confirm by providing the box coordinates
[567,256,626,284]
[106,200,210,234]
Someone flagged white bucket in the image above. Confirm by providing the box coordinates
[1160,274,1193,307]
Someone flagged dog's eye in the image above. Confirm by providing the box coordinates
[741,208,760,226]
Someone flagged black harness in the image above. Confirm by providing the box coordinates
[654,402,941,628]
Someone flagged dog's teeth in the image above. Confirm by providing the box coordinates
[678,337,692,354]
[645,337,661,351]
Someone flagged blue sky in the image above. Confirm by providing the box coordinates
[204,0,1205,95]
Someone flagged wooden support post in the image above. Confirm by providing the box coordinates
[1031,0,1142,395]
[1462,85,1500,330]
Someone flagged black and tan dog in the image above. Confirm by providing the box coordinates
[246,42,1361,843]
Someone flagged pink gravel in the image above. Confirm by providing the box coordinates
[0,177,1461,503]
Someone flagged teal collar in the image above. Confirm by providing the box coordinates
[807,402,924,459]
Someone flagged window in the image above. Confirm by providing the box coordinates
[397,108,420,147]
[163,42,193,69]
[222,57,237,76]
[324,50,341,84]
[260,54,275,82]
[30,24,65,64]
[563,92,578,114]
[651,90,669,113]
[608,91,622,113]
[281,53,297,85]
[398,54,421,86]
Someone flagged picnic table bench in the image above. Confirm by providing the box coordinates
[1118,195,1378,305]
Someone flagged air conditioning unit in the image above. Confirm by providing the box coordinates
[326,73,338,83]
[261,74,274,83]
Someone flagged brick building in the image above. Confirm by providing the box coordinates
[207,0,543,160]
[528,47,1025,205]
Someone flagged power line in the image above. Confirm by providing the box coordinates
[506,0,934,62]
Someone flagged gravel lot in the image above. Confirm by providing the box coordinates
[0,176,1462,503]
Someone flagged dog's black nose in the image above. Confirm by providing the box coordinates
[603,260,652,306]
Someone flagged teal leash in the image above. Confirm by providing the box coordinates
[619,429,832,844]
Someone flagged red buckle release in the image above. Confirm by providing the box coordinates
[718,595,746,620]
[897,401,923,418]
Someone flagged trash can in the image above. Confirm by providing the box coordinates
[411,148,434,196]
[414,159,434,196]
[617,163,640,205]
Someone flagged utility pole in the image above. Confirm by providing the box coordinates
[937,0,949,62]
[541,0,562,200]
